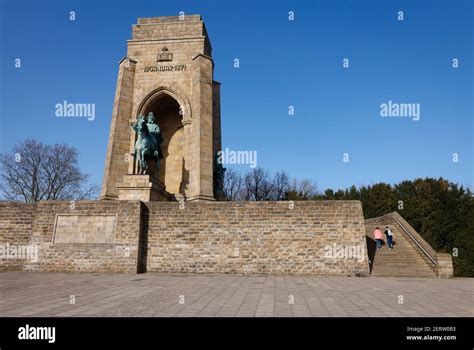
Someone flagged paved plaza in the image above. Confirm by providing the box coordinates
[0,272,472,317]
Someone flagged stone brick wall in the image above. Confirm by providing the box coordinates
[437,253,454,278]
[0,200,369,276]
[0,202,34,271]
[143,201,369,275]
[0,201,142,273]
[133,15,209,46]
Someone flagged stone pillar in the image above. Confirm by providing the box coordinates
[212,81,222,158]
[100,57,137,200]
[182,121,194,198]
[437,253,454,278]
[187,53,215,201]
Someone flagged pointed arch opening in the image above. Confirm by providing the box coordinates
[137,90,188,196]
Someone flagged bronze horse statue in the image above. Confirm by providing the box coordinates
[131,114,162,175]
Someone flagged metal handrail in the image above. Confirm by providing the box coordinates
[392,214,438,266]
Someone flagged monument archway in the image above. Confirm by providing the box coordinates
[139,93,186,196]
[101,15,221,202]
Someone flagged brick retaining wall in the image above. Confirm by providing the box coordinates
[0,200,369,275]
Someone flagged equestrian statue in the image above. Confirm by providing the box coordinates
[131,112,163,175]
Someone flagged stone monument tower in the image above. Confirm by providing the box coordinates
[100,15,222,201]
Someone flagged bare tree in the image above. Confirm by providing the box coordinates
[243,168,274,201]
[223,168,242,201]
[0,139,100,202]
[298,179,318,198]
[75,184,102,200]
[288,178,318,199]
[220,166,318,202]
[273,170,290,200]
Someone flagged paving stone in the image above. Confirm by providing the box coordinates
[0,272,472,317]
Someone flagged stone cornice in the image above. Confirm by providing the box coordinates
[118,57,137,65]
[192,53,213,62]
[127,37,207,44]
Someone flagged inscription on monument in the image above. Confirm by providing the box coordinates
[144,64,187,72]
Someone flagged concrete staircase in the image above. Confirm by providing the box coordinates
[365,213,440,278]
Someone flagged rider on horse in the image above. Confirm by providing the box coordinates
[131,113,163,175]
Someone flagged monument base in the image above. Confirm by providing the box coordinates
[117,174,170,201]
[0,200,371,275]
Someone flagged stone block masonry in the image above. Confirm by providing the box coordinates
[0,200,369,276]
[0,201,141,273]
[143,201,369,275]
[0,202,35,270]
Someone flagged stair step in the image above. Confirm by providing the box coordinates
[365,217,438,278]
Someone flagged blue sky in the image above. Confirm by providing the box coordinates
[0,0,472,192]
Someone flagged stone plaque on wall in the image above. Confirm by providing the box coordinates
[53,215,117,244]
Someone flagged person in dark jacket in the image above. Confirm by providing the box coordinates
[384,226,394,249]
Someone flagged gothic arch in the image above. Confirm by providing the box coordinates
[136,84,192,125]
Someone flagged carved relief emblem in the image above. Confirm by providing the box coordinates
[157,47,173,62]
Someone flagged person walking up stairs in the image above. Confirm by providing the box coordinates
[373,227,384,250]
[384,226,394,250]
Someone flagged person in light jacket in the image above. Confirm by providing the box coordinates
[373,227,384,250]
